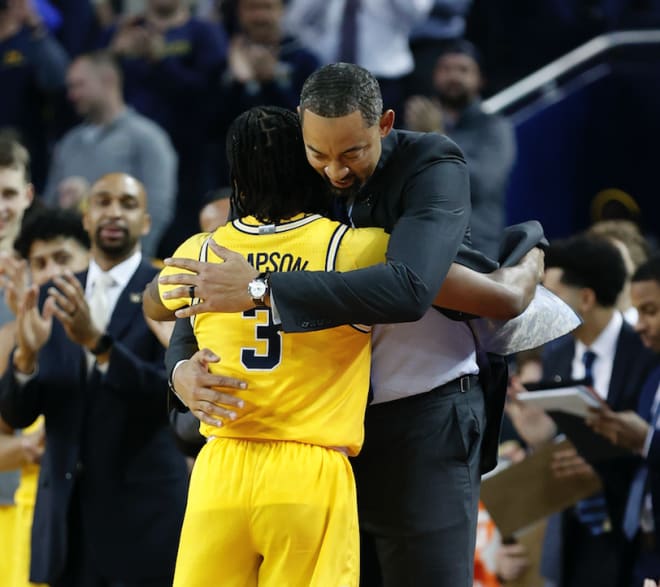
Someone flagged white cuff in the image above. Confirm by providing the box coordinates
[170,359,189,406]
[14,367,37,386]
[270,291,281,325]
[95,361,109,375]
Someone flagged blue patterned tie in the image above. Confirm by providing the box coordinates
[575,349,611,534]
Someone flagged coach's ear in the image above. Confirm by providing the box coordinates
[379,110,395,137]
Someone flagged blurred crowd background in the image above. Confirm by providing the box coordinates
[2,1,660,586]
[3,0,660,258]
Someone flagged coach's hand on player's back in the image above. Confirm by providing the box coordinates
[173,348,248,428]
[161,240,260,316]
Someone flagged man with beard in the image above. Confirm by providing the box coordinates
[0,172,189,587]
[404,40,516,258]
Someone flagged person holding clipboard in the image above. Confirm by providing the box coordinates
[507,234,658,587]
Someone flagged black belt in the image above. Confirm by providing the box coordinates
[430,373,480,395]
[367,374,480,411]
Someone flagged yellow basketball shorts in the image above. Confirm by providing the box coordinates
[173,437,359,587]
[12,502,46,587]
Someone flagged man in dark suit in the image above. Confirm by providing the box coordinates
[155,63,545,587]
[0,173,189,587]
[587,255,660,585]
[537,235,658,587]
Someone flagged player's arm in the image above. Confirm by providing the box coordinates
[339,226,544,321]
[144,274,176,321]
[0,415,44,471]
[434,249,544,320]
[144,233,209,321]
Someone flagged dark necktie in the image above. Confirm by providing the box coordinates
[582,349,597,387]
[338,0,359,63]
[331,198,351,226]
[575,348,610,535]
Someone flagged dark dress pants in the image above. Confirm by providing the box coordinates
[51,486,173,587]
[351,376,485,587]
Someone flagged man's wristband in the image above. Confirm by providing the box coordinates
[89,333,113,356]
[169,360,190,410]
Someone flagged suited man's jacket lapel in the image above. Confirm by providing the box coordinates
[608,322,641,410]
[542,335,574,384]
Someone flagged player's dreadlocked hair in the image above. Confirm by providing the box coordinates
[226,106,327,223]
[299,63,383,126]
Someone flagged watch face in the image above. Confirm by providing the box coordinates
[249,280,267,299]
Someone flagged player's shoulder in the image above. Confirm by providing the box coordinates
[335,226,388,271]
[169,231,212,260]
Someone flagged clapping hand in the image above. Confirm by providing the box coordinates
[228,36,256,83]
[404,95,444,133]
[13,284,54,374]
[0,251,29,316]
[46,272,102,350]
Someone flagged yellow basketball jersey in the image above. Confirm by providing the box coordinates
[160,214,388,455]
[13,416,43,507]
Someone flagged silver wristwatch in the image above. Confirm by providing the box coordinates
[247,272,270,306]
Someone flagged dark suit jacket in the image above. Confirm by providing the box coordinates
[540,321,658,586]
[0,261,189,584]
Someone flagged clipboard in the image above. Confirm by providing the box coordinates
[480,437,602,538]
[514,384,628,463]
[516,385,603,418]
[547,411,631,463]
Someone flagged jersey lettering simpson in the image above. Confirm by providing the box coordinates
[159,213,388,455]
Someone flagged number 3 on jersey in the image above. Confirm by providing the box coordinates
[241,308,283,370]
